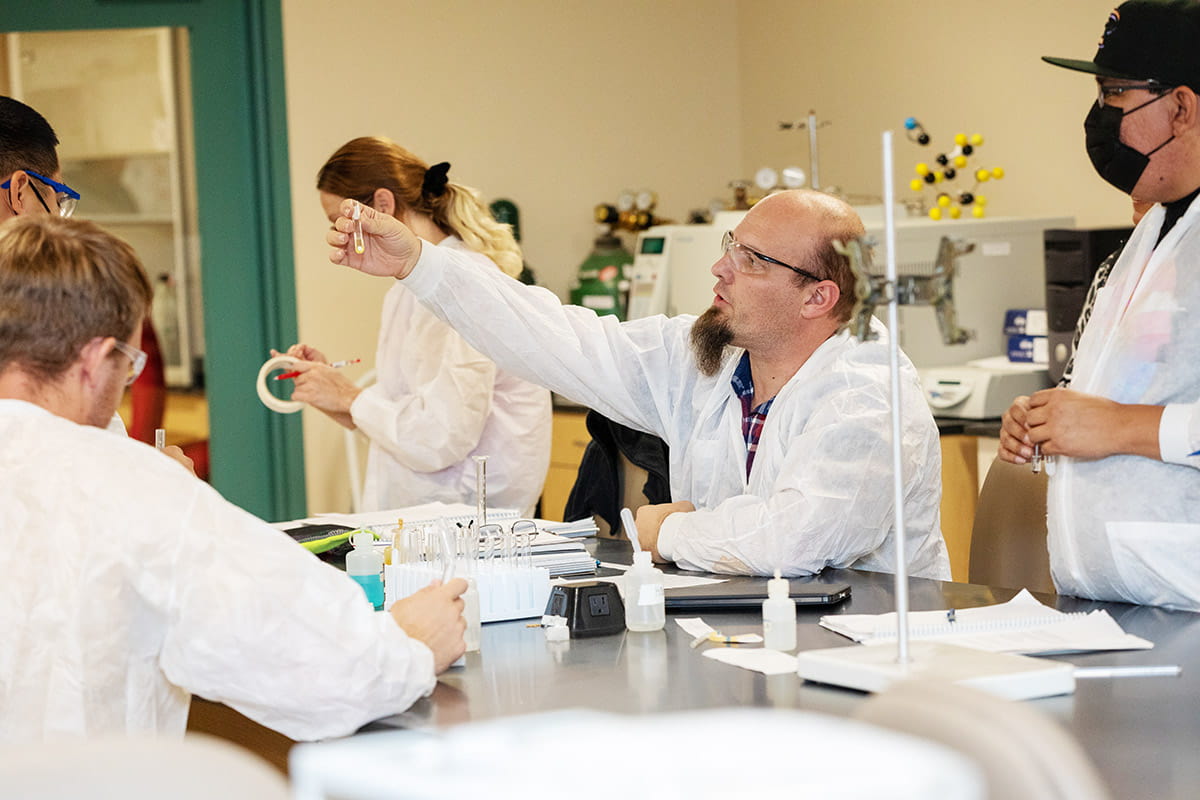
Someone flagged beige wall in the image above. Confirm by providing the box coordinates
[282,0,742,512]
[738,0,1130,227]
[283,0,1128,514]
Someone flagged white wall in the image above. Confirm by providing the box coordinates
[283,0,1130,514]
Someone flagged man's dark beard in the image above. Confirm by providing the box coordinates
[690,306,734,376]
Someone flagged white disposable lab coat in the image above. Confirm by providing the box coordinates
[350,237,551,515]
[1050,199,1200,610]
[402,243,949,579]
[0,400,437,742]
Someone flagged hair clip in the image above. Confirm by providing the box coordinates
[422,161,451,197]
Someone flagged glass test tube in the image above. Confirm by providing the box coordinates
[352,201,365,254]
[474,455,488,527]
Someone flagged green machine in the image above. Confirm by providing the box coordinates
[570,232,634,319]
[489,198,538,285]
[570,191,663,319]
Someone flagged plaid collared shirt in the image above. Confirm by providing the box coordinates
[730,352,775,478]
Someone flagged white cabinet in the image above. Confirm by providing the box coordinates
[5,27,201,387]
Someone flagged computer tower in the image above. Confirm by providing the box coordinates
[1043,227,1134,383]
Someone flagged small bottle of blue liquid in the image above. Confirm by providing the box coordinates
[346,531,384,610]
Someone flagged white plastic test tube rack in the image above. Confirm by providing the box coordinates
[384,563,551,623]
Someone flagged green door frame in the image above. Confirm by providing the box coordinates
[5,1,305,521]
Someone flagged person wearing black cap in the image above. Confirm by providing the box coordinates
[1001,0,1200,611]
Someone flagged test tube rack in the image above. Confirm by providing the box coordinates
[384,563,552,623]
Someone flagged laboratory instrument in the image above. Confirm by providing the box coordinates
[568,231,634,319]
[1043,226,1134,383]
[904,118,1004,221]
[630,212,1074,370]
[762,569,797,651]
[352,201,365,254]
[919,359,1049,419]
[473,455,488,526]
[621,507,664,632]
[463,578,481,652]
[794,131,1076,701]
[779,109,832,190]
[346,531,384,610]
[593,189,661,233]
[488,198,537,285]
[385,517,551,623]
[624,553,665,632]
[543,582,626,637]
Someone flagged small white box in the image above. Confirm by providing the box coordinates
[1008,335,1049,364]
[1004,308,1047,337]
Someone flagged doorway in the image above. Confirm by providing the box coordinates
[1,2,305,521]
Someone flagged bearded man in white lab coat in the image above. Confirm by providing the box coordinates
[1001,0,1200,611]
[0,215,467,740]
[327,189,949,580]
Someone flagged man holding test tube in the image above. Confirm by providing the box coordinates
[0,215,467,741]
[327,189,949,581]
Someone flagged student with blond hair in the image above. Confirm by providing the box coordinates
[282,137,551,514]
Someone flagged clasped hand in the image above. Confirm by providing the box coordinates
[1000,388,1160,463]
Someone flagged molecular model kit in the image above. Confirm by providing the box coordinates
[904,117,1005,220]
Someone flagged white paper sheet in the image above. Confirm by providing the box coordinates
[819,589,1153,655]
[703,648,799,675]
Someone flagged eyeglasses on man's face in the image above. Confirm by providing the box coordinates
[721,230,822,282]
[1096,80,1173,108]
[0,169,80,217]
[111,339,147,386]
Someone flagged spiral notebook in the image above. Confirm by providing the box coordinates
[819,589,1153,655]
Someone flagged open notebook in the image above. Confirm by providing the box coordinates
[819,589,1153,655]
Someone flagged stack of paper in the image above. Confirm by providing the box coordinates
[820,589,1153,655]
[526,531,596,577]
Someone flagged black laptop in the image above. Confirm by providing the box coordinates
[663,576,851,610]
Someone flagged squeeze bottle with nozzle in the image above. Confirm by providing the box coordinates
[762,569,797,651]
[620,507,665,632]
[346,531,384,610]
[626,551,666,632]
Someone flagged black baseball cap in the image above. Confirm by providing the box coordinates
[1043,0,1200,90]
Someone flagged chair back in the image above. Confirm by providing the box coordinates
[856,679,1110,800]
[0,734,289,799]
[969,456,1053,593]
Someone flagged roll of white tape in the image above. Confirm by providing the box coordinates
[257,355,305,414]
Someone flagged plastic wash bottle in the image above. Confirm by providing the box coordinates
[625,551,666,632]
[762,569,797,651]
[346,531,384,610]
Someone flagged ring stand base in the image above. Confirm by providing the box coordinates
[795,641,1075,701]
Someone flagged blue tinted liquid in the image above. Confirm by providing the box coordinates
[351,573,384,610]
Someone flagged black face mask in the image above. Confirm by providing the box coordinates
[1084,93,1175,194]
